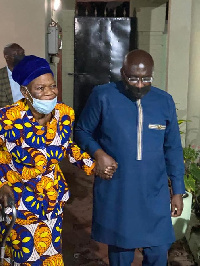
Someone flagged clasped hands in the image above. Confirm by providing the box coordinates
[94,149,118,179]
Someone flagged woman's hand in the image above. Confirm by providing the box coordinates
[94,149,118,179]
[0,184,14,207]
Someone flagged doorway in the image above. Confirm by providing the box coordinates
[74,9,137,120]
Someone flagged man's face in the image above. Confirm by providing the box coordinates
[122,63,153,88]
[4,47,25,70]
[121,63,153,99]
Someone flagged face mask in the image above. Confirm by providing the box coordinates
[32,97,57,114]
[26,88,57,114]
[123,80,151,100]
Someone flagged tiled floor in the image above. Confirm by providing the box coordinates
[60,161,197,266]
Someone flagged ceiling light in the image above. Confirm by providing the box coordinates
[54,0,61,11]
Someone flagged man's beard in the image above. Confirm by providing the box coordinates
[125,83,151,100]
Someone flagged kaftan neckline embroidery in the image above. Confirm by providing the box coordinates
[136,99,143,161]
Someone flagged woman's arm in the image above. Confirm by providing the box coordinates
[64,138,95,176]
[59,104,95,175]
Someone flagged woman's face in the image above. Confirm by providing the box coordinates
[25,73,58,101]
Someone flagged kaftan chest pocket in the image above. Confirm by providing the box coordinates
[145,123,166,151]
[148,124,166,130]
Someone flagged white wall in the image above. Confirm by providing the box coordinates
[0,0,48,68]
[185,0,200,148]
[62,0,75,10]
[60,10,75,107]
[51,0,75,106]
[167,0,192,146]
[45,0,53,61]
[132,4,167,90]
[130,0,167,8]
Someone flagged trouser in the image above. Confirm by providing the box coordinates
[108,244,172,266]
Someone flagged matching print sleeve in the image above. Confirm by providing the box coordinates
[65,139,95,175]
[60,105,95,176]
[164,96,185,195]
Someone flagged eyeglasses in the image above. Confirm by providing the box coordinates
[123,71,153,84]
[128,77,153,83]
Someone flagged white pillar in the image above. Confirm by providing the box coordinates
[167,0,192,146]
[185,0,200,148]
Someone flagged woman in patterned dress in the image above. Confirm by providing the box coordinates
[0,55,95,265]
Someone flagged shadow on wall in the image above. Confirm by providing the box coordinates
[173,218,191,240]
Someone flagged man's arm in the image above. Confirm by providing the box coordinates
[164,96,185,217]
[75,87,118,179]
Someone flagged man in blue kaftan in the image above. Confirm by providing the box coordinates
[75,50,185,266]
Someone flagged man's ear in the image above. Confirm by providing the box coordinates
[120,67,125,78]
[4,54,9,61]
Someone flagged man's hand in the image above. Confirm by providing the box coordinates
[94,149,118,179]
[171,194,183,217]
[0,184,14,207]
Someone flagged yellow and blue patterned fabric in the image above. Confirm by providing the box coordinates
[0,99,94,265]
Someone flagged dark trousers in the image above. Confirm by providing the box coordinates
[108,244,171,266]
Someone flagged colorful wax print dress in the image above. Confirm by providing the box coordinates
[0,99,94,265]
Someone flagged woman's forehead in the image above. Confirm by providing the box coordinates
[30,73,54,85]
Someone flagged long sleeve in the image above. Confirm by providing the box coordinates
[61,106,95,175]
[74,86,103,157]
[65,139,95,175]
[164,96,185,194]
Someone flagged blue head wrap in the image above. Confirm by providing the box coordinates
[12,55,53,86]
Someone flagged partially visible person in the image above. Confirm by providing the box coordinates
[0,43,25,108]
[0,55,97,265]
[75,49,185,266]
